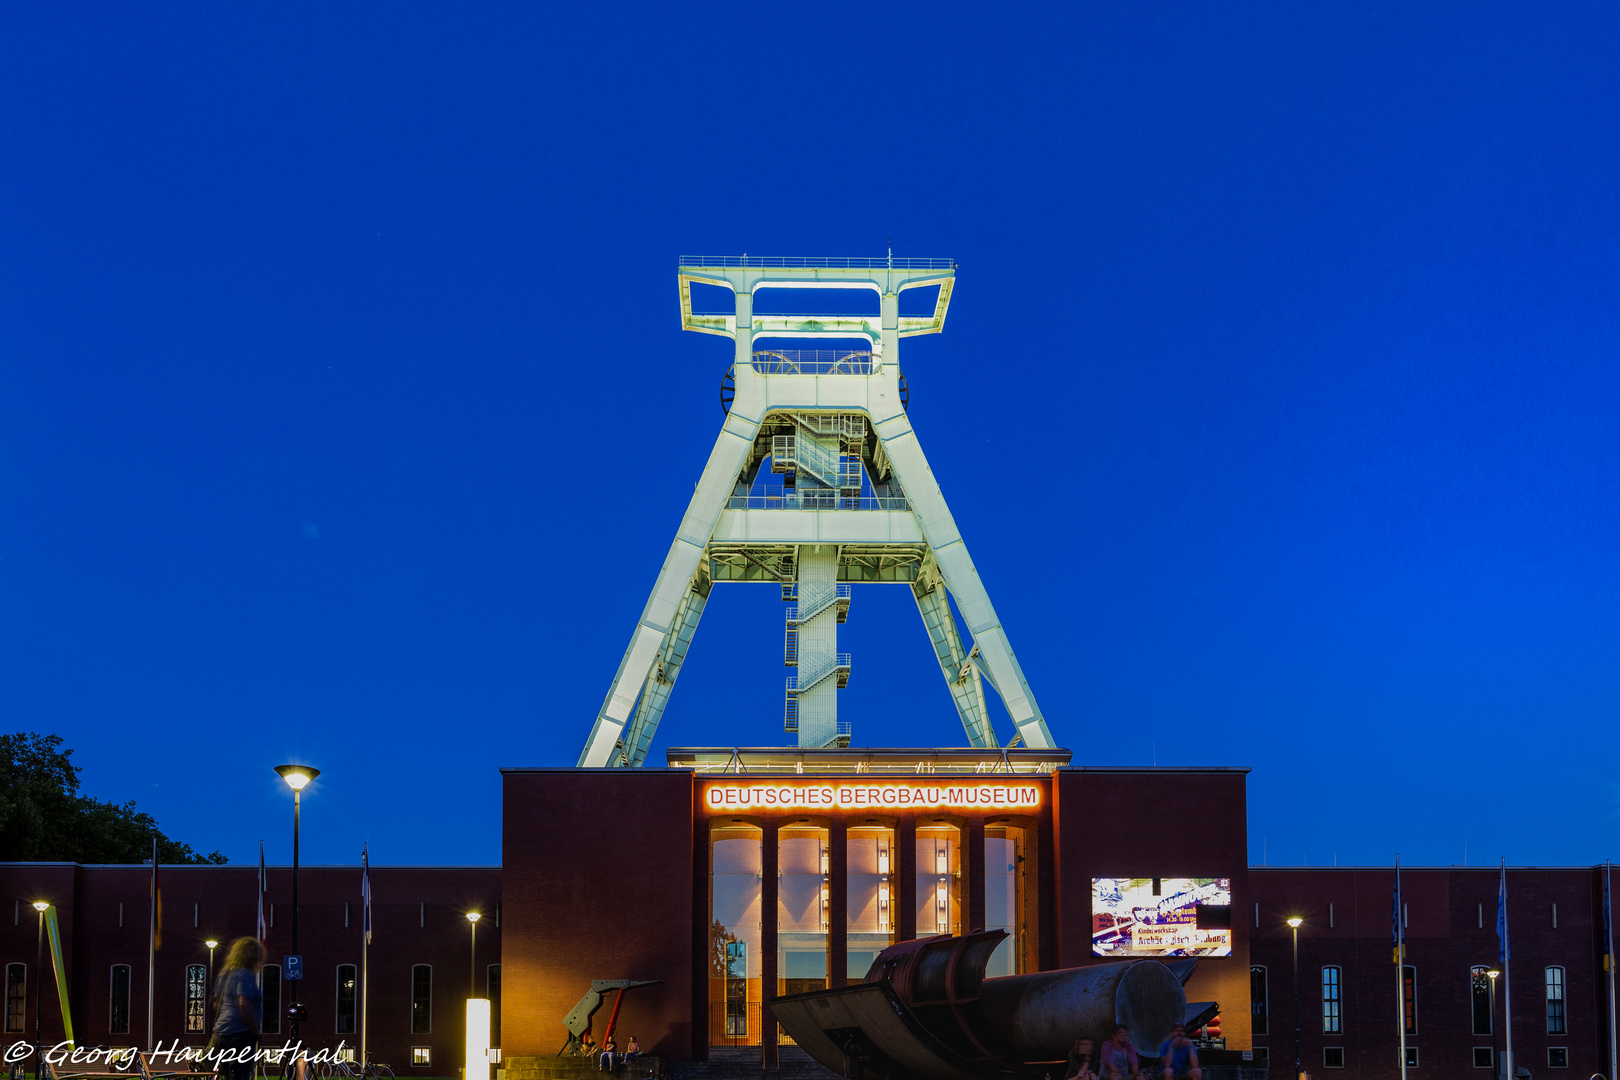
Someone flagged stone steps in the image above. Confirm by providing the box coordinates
[503,1056,667,1080]
[671,1047,841,1080]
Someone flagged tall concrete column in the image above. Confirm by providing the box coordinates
[966,817,986,936]
[761,819,779,1070]
[734,286,754,369]
[897,818,917,943]
[795,546,840,747]
[827,820,847,988]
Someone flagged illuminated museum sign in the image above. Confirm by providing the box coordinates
[703,782,1041,810]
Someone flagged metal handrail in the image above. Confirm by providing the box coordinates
[786,653,852,693]
[752,351,874,376]
[679,256,953,270]
[725,493,911,511]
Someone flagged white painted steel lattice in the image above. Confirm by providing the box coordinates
[578,255,1056,766]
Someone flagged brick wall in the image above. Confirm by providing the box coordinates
[1249,867,1614,1077]
[0,863,499,1075]
[500,769,696,1061]
[1053,767,1254,1051]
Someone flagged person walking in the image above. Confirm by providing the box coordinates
[206,938,265,1080]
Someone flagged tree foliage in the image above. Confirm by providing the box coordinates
[0,732,227,864]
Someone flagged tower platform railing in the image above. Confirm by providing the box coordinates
[724,492,911,511]
[751,350,875,375]
[679,255,953,269]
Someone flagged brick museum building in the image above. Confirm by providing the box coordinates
[2,749,1614,1079]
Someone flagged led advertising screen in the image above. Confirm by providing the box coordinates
[1092,877,1233,957]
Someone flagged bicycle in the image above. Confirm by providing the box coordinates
[325,1053,394,1080]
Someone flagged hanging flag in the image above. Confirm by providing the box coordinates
[1497,861,1511,963]
[361,843,373,945]
[1603,861,1612,972]
[152,841,163,951]
[44,905,75,1047]
[257,841,268,944]
[1391,856,1404,964]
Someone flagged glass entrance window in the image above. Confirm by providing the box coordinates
[779,826,829,1000]
[916,825,961,938]
[847,827,896,980]
[710,824,763,1046]
[984,825,1025,976]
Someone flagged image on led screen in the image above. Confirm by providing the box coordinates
[1092,878,1233,957]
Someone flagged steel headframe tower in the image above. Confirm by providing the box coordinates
[578,255,1056,767]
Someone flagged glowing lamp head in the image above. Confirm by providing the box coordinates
[1486,968,1500,980]
[275,764,321,791]
[205,939,220,949]
[32,901,49,912]
[1286,917,1303,928]
[466,911,482,924]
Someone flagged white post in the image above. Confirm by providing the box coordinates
[465,999,491,1080]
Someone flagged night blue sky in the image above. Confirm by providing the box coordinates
[3,5,1616,869]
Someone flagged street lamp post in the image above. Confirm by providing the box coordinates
[275,764,320,1044]
[1487,968,1500,1079]
[466,913,481,997]
[1287,917,1304,1080]
[33,902,49,1075]
[205,940,220,1028]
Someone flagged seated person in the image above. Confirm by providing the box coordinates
[1156,1025,1200,1080]
[1100,1026,1140,1080]
[1065,1037,1098,1080]
[580,1032,597,1059]
[623,1037,643,1062]
[597,1037,617,1072]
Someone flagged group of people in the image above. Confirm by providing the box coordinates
[578,1031,644,1072]
[1064,1024,1201,1080]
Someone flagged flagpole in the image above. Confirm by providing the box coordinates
[1605,860,1615,1080]
[147,837,157,1052]
[1500,860,1513,1080]
[361,843,369,1071]
[1395,856,1407,1080]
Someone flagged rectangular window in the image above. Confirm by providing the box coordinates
[336,965,357,1034]
[5,964,24,1033]
[710,823,763,1047]
[1474,1048,1494,1069]
[1321,966,1342,1034]
[262,965,282,1034]
[110,966,131,1034]
[486,965,501,1047]
[1402,1047,1419,1068]
[1471,966,1493,1035]
[1251,966,1268,1036]
[1546,966,1566,1034]
[1323,1047,1344,1069]
[1548,1047,1568,1068]
[411,965,432,1034]
[185,965,208,1033]
[1402,966,1418,1035]
[411,1048,431,1068]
